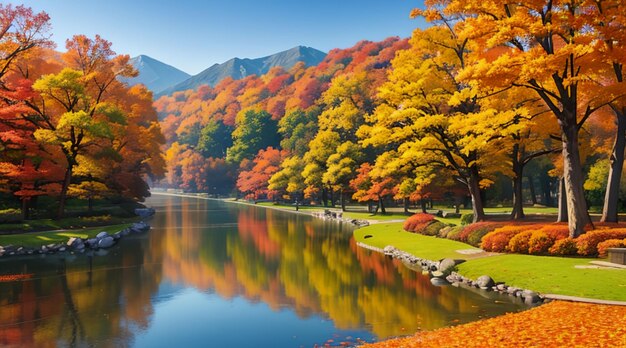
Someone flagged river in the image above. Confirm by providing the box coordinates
[0,194,528,347]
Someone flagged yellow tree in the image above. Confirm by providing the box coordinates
[442,0,618,236]
[364,23,511,222]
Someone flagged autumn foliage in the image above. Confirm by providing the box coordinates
[403,213,436,233]
[363,301,626,348]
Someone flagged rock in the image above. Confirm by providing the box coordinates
[98,236,115,248]
[476,275,495,288]
[130,222,150,233]
[134,207,156,218]
[112,232,122,240]
[85,238,98,248]
[496,284,507,291]
[430,277,449,286]
[120,228,131,236]
[96,231,109,240]
[58,247,66,252]
[437,258,457,273]
[442,212,461,218]
[431,270,445,278]
[522,290,541,304]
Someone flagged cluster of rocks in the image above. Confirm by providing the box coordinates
[0,221,150,258]
[445,272,543,304]
[134,208,156,218]
[383,246,439,271]
[382,245,543,305]
[315,209,370,227]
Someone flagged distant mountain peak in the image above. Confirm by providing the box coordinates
[158,46,326,97]
[121,55,191,94]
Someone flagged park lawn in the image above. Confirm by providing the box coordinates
[254,201,410,221]
[0,224,130,247]
[459,255,626,302]
[354,222,626,302]
[353,222,482,260]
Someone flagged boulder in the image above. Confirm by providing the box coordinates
[96,231,109,240]
[130,222,150,233]
[134,207,156,218]
[476,275,495,288]
[85,238,99,248]
[522,290,541,304]
[437,258,457,273]
[98,236,115,249]
[430,277,449,286]
[431,270,445,278]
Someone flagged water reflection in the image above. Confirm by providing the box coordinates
[0,195,527,347]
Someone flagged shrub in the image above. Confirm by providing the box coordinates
[549,238,578,256]
[423,221,447,236]
[481,226,529,252]
[576,229,626,256]
[438,226,453,238]
[539,224,570,240]
[403,213,435,233]
[507,230,533,253]
[460,213,474,225]
[528,231,557,255]
[458,222,504,247]
[446,226,465,241]
[597,239,626,258]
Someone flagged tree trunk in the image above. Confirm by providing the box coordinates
[420,199,427,213]
[378,197,386,214]
[403,197,410,214]
[561,124,590,236]
[340,190,346,212]
[511,174,525,219]
[57,165,73,219]
[510,145,525,220]
[542,175,553,207]
[467,168,486,222]
[329,189,335,207]
[601,110,626,223]
[557,177,568,222]
[321,188,328,207]
[527,174,537,205]
[21,199,29,221]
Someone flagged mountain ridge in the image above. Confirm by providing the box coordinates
[121,55,191,94]
[157,45,326,97]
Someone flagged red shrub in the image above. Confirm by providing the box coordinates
[538,224,570,240]
[403,213,436,233]
[576,229,626,256]
[481,226,529,252]
[528,231,557,255]
[597,239,626,258]
[507,230,533,253]
[549,238,578,256]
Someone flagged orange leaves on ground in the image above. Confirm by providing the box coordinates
[363,301,626,348]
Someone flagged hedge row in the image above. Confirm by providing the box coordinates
[402,214,626,257]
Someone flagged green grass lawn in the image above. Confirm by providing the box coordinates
[354,222,482,260]
[354,222,626,302]
[0,224,130,247]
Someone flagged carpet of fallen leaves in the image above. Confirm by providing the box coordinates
[362,301,626,348]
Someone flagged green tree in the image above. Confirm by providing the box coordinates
[226,108,279,164]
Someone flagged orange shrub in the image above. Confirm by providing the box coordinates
[403,213,435,233]
[507,230,533,253]
[596,238,626,258]
[539,224,569,240]
[528,230,556,255]
[576,229,626,256]
[548,237,578,256]
[458,222,504,246]
[481,226,529,252]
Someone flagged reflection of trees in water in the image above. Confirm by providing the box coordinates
[160,197,526,339]
[0,231,164,346]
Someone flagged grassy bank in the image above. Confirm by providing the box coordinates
[0,224,131,247]
[354,222,626,302]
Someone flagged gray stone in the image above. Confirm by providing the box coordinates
[112,232,122,240]
[496,284,507,291]
[86,238,98,248]
[430,277,449,286]
[96,231,109,240]
[134,207,155,218]
[522,290,541,304]
[431,270,445,278]
[438,258,457,273]
[476,275,495,288]
[98,236,115,248]
[58,247,66,252]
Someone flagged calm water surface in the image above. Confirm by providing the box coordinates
[0,195,528,347]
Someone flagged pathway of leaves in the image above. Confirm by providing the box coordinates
[363,301,626,347]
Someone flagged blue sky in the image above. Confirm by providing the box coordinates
[10,0,425,74]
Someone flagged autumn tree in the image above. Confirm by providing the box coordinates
[226,108,279,164]
[442,0,619,235]
[236,147,284,201]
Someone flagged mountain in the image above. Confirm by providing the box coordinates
[122,55,191,94]
[158,46,326,97]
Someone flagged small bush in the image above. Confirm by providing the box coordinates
[528,231,557,255]
[576,229,626,256]
[423,221,447,236]
[458,222,504,247]
[438,226,453,238]
[403,213,435,233]
[507,231,533,253]
[597,239,626,258]
[549,238,578,256]
[446,226,465,241]
[460,213,474,225]
[481,226,528,252]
